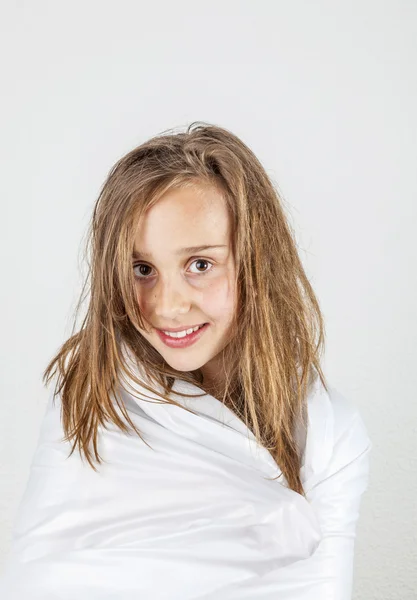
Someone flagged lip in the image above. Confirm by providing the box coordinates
[156,323,209,348]
[157,323,206,333]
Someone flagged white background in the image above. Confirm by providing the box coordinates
[1,1,416,598]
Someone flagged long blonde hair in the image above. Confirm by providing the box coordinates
[43,121,328,497]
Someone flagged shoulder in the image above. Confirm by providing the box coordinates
[301,376,372,491]
[326,383,372,462]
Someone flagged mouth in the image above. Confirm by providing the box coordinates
[156,323,209,348]
[157,323,207,333]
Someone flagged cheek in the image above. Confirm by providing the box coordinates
[202,278,236,320]
[135,288,154,324]
[135,288,145,312]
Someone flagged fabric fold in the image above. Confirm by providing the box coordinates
[0,349,350,599]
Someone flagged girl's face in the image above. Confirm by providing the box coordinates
[132,184,237,384]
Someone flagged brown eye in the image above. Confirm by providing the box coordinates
[189,259,214,274]
[133,264,153,279]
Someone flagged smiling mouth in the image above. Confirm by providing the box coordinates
[159,324,207,336]
[156,323,210,347]
[157,323,207,334]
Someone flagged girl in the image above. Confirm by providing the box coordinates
[0,122,372,599]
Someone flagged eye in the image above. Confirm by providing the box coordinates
[133,258,214,280]
[133,264,153,279]
[189,258,213,275]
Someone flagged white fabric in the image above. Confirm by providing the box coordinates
[0,356,371,599]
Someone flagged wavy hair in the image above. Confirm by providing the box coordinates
[43,121,328,497]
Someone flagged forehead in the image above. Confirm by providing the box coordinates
[133,185,231,257]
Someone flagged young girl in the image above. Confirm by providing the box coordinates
[0,122,372,599]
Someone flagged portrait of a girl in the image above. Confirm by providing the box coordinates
[0,122,372,599]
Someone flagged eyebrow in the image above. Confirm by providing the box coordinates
[132,245,228,259]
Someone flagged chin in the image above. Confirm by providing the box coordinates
[161,354,207,373]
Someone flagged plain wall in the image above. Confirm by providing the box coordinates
[1,1,416,598]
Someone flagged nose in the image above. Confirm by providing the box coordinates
[152,277,190,320]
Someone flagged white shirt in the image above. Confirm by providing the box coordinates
[0,361,372,599]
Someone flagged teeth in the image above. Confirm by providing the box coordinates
[163,324,203,338]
